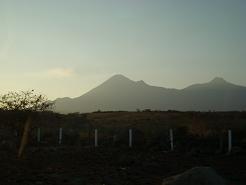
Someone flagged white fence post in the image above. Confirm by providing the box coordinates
[129,129,132,148]
[59,128,63,145]
[94,129,98,147]
[37,128,41,143]
[228,129,232,154]
[169,128,174,151]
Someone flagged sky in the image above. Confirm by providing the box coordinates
[0,0,246,99]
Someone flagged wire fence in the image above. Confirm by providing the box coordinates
[0,126,239,155]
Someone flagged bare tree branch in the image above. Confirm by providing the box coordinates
[0,90,53,112]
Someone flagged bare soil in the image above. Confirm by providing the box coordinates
[1,147,246,185]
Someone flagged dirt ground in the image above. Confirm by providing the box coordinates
[1,147,246,185]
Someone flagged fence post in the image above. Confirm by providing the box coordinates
[169,128,174,151]
[37,128,41,143]
[129,129,132,148]
[228,129,232,154]
[59,128,63,145]
[94,129,98,147]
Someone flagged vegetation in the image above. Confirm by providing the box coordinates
[0,90,52,111]
[1,109,246,184]
[0,90,53,157]
[0,110,246,154]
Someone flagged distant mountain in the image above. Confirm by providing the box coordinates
[54,75,246,113]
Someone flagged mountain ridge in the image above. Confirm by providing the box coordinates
[54,75,246,113]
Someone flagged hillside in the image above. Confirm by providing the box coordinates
[54,75,246,113]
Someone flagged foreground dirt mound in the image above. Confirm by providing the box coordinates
[162,167,227,185]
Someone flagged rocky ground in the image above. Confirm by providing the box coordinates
[1,147,246,185]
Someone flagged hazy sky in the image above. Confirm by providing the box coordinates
[0,0,246,99]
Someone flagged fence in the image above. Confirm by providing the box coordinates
[1,125,245,154]
[24,127,240,154]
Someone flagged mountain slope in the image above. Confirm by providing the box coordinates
[54,75,246,113]
[179,77,246,111]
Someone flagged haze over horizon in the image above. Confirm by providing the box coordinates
[1,0,246,99]
[55,74,245,99]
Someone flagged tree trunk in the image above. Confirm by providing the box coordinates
[18,116,32,158]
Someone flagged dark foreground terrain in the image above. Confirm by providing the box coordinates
[1,147,246,185]
[1,111,246,184]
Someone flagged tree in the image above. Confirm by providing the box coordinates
[0,90,52,111]
[0,90,53,158]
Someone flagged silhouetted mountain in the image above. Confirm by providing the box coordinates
[54,75,246,113]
